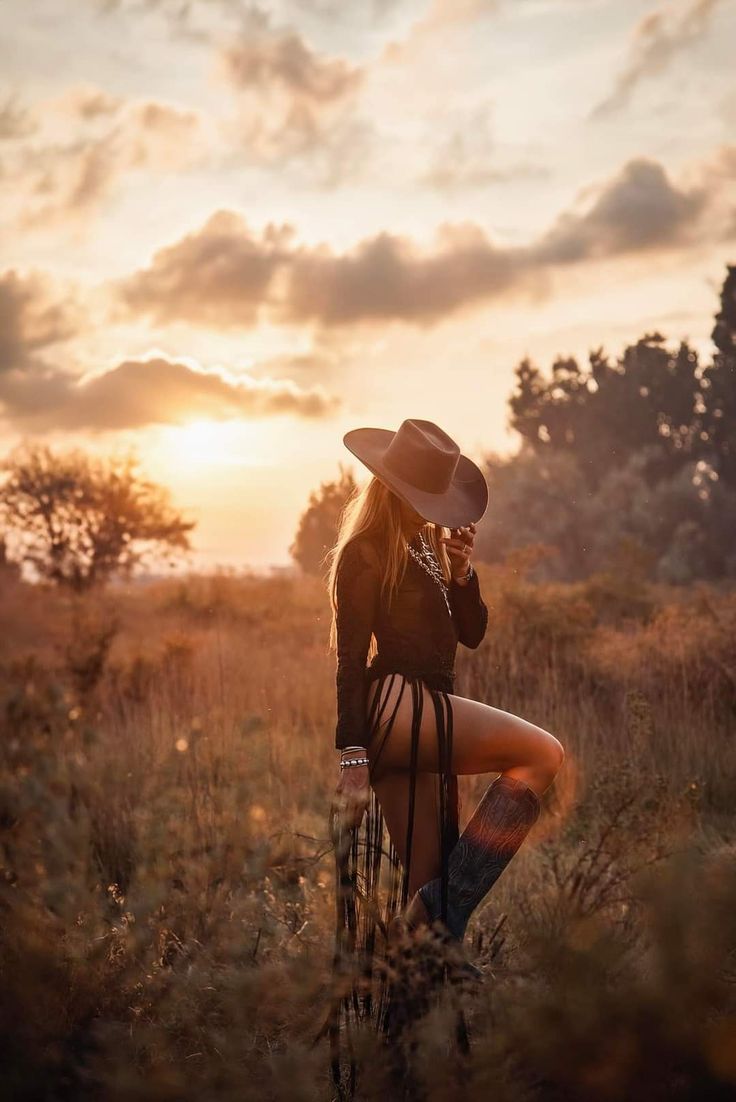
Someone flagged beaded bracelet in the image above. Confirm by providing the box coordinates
[339,756,369,769]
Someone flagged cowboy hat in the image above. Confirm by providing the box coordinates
[343,418,488,529]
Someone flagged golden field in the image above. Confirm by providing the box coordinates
[2,555,736,1101]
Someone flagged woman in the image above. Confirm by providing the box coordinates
[319,419,564,1084]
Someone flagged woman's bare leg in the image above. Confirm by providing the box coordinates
[365,677,563,933]
[370,769,444,897]
[364,675,564,901]
[367,677,564,796]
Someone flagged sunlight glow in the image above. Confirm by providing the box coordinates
[153,419,265,471]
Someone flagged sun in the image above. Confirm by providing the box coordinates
[173,418,231,462]
[146,418,264,478]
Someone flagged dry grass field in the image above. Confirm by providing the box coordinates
[2,556,736,1101]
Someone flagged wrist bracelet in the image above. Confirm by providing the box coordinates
[340,756,369,769]
[340,745,367,754]
[454,563,474,584]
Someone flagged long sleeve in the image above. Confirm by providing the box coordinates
[334,537,382,751]
[448,566,488,649]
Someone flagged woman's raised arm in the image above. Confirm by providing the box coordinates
[449,566,488,649]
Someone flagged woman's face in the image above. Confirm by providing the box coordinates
[399,499,426,534]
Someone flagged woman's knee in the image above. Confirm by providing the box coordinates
[537,730,565,786]
[541,732,565,781]
[509,729,564,793]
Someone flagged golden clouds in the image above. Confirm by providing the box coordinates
[0,270,339,431]
[55,85,124,120]
[115,208,523,328]
[113,153,725,331]
[0,87,209,231]
[416,101,551,192]
[381,0,499,66]
[1,0,732,452]
[0,92,38,140]
[1,351,339,433]
[221,20,362,104]
[6,356,339,432]
[215,6,371,178]
[116,211,297,328]
[534,158,708,262]
[591,0,728,118]
[0,270,81,371]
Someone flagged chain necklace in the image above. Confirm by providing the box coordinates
[407,531,452,617]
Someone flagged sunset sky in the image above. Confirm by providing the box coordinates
[2,0,735,570]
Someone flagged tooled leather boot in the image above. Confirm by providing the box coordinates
[416,773,541,944]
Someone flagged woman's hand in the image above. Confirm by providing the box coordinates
[332,764,371,832]
[440,522,477,581]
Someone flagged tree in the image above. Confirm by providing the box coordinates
[509,336,705,490]
[701,263,736,487]
[486,264,736,583]
[583,448,735,584]
[290,464,357,576]
[509,265,736,493]
[475,445,595,580]
[477,443,736,584]
[0,442,195,590]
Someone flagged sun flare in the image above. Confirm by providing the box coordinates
[176,419,234,462]
[148,418,266,476]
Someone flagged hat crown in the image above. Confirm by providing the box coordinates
[383,419,460,495]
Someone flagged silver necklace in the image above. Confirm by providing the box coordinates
[407,532,452,616]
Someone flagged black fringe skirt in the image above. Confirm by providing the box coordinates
[314,670,463,1098]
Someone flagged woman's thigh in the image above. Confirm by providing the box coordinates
[366,675,563,780]
[370,769,444,895]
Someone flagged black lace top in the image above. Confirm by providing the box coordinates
[334,531,489,750]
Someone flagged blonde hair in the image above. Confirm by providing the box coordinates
[325,475,452,657]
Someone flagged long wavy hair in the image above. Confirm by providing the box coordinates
[325,475,452,658]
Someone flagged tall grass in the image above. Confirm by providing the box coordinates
[1,558,735,1099]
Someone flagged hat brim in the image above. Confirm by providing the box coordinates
[343,426,489,529]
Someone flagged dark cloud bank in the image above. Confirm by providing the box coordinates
[117,155,719,330]
[0,271,339,433]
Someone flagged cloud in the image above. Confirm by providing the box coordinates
[590,0,726,118]
[0,91,39,141]
[0,270,81,371]
[532,157,707,262]
[695,143,736,240]
[89,0,409,45]
[381,0,499,65]
[79,4,376,187]
[115,208,524,329]
[281,223,525,326]
[115,153,720,330]
[705,143,736,181]
[1,356,340,432]
[0,267,339,432]
[416,101,551,192]
[1,89,209,231]
[89,0,215,44]
[55,84,124,120]
[215,5,372,181]
[221,12,362,103]
[116,210,296,327]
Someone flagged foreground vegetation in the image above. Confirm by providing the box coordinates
[1,555,735,1100]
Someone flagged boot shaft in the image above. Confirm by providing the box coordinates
[418,773,541,941]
